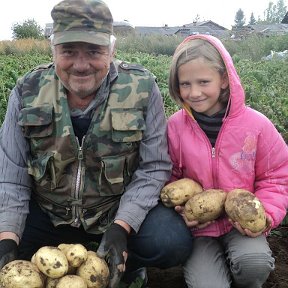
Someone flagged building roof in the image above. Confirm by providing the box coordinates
[113,20,134,28]
[249,23,288,34]
[184,20,228,30]
[135,26,179,36]
[175,26,229,37]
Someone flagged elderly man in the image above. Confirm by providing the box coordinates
[0,0,193,287]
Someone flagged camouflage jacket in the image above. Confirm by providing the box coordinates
[17,60,154,234]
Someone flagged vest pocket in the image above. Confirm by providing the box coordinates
[18,105,53,138]
[28,152,57,191]
[99,155,125,196]
[111,109,146,142]
[99,151,139,196]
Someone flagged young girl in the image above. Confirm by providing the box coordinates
[167,34,288,288]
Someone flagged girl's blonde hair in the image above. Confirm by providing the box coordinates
[169,38,230,106]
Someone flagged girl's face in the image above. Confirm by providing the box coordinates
[178,58,228,116]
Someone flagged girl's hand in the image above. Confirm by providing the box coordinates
[229,215,272,238]
[175,205,214,229]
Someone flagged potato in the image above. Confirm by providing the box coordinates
[59,244,88,268]
[76,251,109,288]
[160,178,203,207]
[184,189,227,223]
[34,246,69,279]
[0,260,44,288]
[31,253,36,264]
[225,189,267,233]
[46,277,60,288]
[58,244,73,255]
[56,275,87,288]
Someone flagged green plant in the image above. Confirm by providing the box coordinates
[12,19,44,40]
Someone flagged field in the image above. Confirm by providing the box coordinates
[0,36,287,141]
[0,36,288,287]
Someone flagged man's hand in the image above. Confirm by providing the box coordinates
[97,223,128,288]
[0,239,18,269]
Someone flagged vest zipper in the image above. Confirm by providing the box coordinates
[71,136,85,227]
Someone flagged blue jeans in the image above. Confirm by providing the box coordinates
[18,199,193,270]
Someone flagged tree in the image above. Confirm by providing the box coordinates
[263,0,287,23]
[249,13,257,25]
[12,19,44,40]
[193,14,201,23]
[234,9,246,28]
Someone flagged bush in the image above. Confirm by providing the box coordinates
[12,19,44,40]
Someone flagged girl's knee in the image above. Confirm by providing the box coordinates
[231,253,274,286]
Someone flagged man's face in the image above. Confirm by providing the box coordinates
[53,42,112,99]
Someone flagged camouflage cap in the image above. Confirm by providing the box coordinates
[51,0,113,46]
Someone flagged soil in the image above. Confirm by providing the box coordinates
[147,227,288,288]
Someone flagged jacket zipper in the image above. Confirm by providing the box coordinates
[211,146,217,188]
[71,136,85,227]
[211,118,228,188]
[193,120,218,187]
[211,147,216,158]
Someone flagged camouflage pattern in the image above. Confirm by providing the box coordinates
[17,61,154,234]
[51,0,113,45]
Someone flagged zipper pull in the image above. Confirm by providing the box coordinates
[212,147,216,158]
[78,146,83,160]
[65,207,71,216]
[76,136,85,160]
[71,217,81,227]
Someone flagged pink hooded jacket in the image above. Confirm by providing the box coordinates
[167,34,288,237]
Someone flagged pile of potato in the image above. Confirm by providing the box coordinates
[161,179,267,232]
[0,243,109,288]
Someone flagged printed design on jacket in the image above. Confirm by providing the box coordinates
[229,134,256,175]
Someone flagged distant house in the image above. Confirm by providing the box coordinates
[135,25,179,36]
[249,23,288,36]
[44,20,135,38]
[175,21,229,38]
[113,20,135,35]
[45,17,288,40]
[185,20,227,31]
[135,20,230,38]
[231,23,288,39]
[44,23,53,38]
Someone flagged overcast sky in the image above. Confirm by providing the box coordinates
[0,0,280,40]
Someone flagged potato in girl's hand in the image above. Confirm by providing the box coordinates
[225,189,267,233]
[161,178,203,207]
[184,189,227,223]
